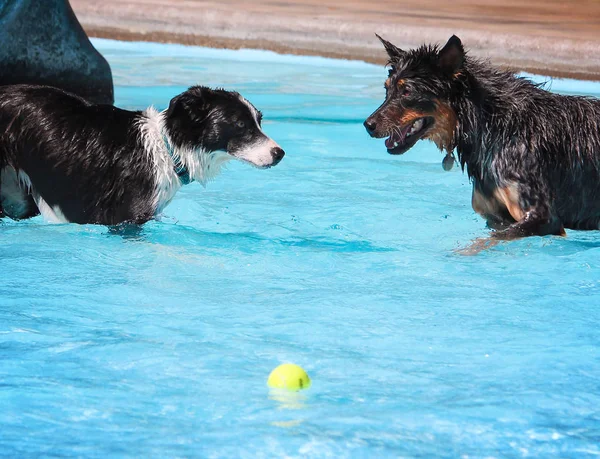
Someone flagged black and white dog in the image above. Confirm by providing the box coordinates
[0,85,285,225]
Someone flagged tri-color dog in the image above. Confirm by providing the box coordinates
[365,35,600,243]
[0,85,284,225]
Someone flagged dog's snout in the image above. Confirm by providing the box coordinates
[364,118,377,136]
[271,146,285,165]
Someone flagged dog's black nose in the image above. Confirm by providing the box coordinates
[364,119,377,135]
[271,147,285,165]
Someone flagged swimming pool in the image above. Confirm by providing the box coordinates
[2,39,600,457]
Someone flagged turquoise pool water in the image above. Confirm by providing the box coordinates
[2,39,600,457]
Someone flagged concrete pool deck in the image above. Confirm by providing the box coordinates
[70,0,600,80]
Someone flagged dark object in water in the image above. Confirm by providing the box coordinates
[0,0,113,104]
[365,34,600,244]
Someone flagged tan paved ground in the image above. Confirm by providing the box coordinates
[71,0,600,80]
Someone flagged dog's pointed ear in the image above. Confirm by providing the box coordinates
[376,34,405,60]
[438,35,465,74]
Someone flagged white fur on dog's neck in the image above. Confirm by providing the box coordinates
[138,107,231,214]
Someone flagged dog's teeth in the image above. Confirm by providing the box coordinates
[407,119,424,137]
[393,141,398,147]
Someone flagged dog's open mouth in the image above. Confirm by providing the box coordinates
[385,117,432,155]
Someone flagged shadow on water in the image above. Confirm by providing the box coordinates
[134,223,396,254]
[2,217,394,254]
[106,223,146,241]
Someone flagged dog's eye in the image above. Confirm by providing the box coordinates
[236,120,245,129]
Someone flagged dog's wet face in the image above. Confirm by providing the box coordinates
[165,86,284,168]
[364,35,463,155]
[365,70,439,155]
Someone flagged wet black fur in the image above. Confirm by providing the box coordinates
[0,84,268,225]
[166,87,264,155]
[367,35,600,239]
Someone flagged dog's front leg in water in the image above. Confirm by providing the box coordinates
[457,209,566,255]
[455,237,500,256]
[491,209,566,241]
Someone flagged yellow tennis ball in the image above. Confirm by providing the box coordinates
[267,363,311,391]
